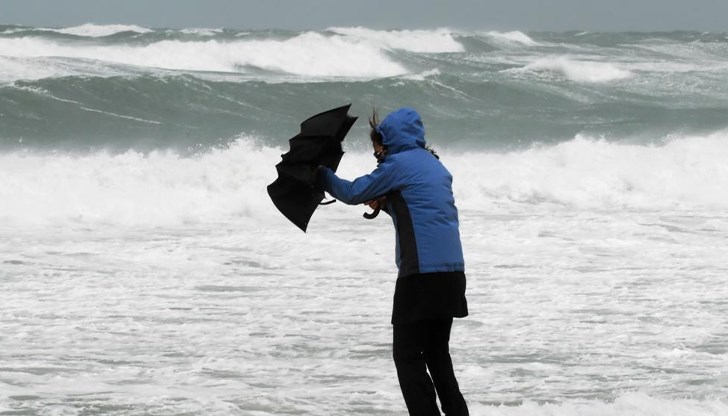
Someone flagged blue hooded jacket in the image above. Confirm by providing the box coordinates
[320,108,465,277]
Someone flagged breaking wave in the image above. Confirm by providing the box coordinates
[2,131,728,227]
[0,32,407,78]
[328,27,465,53]
[484,30,539,46]
[449,131,728,211]
[1,26,728,155]
[524,57,633,82]
[52,23,153,37]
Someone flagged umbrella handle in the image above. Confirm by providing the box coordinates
[363,207,381,219]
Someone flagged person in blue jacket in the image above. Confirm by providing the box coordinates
[318,107,469,416]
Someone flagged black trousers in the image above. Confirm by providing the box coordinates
[393,318,469,416]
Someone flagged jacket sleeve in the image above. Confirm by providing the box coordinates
[319,159,398,205]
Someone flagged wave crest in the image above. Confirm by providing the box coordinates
[448,131,728,210]
[484,30,539,46]
[0,33,408,78]
[525,57,633,82]
[2,131,728,227]
[328,27,465,53]
[0,137,279,227]
[53,23,152,37]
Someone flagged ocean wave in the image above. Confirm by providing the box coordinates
[52,23,153,37]
[0,56,72,83]
[3,27,727,84]
[2,27,727,152]
[448,131,728,211]
[328,27,465,53]
[233,31,407,77]
[178,27,225,36]
[2,131,728,227]
[0,137,278,227]
[524,57,633,82]
[0,32,407,78]
[399,68,441,81]
[483,30,539,46]
[0,55,138,84]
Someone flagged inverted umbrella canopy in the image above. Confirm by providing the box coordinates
[267,104,357,232]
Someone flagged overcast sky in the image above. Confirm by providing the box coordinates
[1,0,727,31]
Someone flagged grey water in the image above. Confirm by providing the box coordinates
[2,25,728,415]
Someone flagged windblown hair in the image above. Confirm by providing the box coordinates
[427,145,439,159]
[369,108,383,145]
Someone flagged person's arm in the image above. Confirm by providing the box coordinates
[319,159,398,206]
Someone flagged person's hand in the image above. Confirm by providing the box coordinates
[365,197,386,210]
[363,197,385,219]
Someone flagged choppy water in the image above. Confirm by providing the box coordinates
[1,24,728,415]
[2,25,728,151]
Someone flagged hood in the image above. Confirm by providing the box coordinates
[375,108,426,155]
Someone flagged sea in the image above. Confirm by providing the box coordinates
[1,24,727,415]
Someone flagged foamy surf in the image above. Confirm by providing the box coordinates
[483,30,539,46]
[0,33,407,77]
[451,131,728,210]
[524,57,633,82]
[3,132,728,227]
[52,23,153,37]
[5,27,727,149]
[1,26,728,415]
[328,26,465,53]
[470,394,728,416]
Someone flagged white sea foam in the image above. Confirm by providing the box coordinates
[3,27,728,416]
[328,27,465,53]
[448,131,728,211]
[469,393,728,416]
[0,33,407,79]
[0,56,138,84]
[0,137,281,227]
[228,31,407,77]
[2,132,728,227]
[400,68,441,81]
[525,57,633,82]
[484,30,539,46]
[179,28,224,36]
[0,57,72,83]
[2,138,727,413]
[2,135,728,416]
[52,23,152,37]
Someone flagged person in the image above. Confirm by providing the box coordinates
[317,107,469,416]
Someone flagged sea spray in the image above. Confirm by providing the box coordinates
[3,132,728,227]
